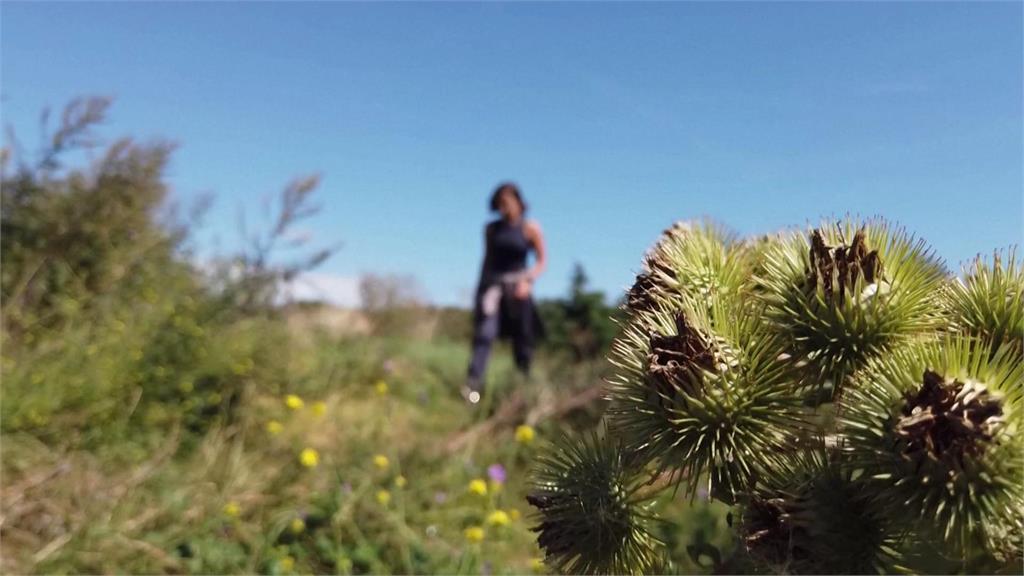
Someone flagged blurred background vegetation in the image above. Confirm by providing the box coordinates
[1,98,729,575]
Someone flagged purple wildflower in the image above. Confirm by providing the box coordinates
[487,464,507,484]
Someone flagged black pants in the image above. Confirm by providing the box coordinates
[467,284,534,390]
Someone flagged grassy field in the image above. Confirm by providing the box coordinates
[2,306,732,575]
[0,103,725,575]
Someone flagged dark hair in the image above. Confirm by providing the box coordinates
[489,182,527,213]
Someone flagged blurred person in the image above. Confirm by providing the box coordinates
[463,182,547,404]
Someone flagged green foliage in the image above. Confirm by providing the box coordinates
[2,97,184,333]
[0,98,312,455]
[536,263,621,361]
[530,217,1024,574]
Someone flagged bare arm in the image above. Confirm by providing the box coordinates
[480,222,493,274]
[524,220,547,283]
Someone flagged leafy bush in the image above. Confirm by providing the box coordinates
[536,264,622,361]
[1,97,330,454]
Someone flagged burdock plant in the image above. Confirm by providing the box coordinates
[528,428,663,575]
[527,217,1023,574]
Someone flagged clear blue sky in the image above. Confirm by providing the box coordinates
[3,1,1022,307]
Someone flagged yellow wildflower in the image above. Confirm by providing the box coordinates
[515,425,536,444]
[486,510,510,527]
[467,478,488,496]
[509,509,521,521]
[373,454,390,470]
[266,420,284,435]
[285,394,304,410]
[290,517,306,534]
[299,448,320,468]
[278,556,295,572]
[376,490,392,506]
[395,475,407,488]
[222,501,241,518]
[375,380,389,395]
[464,526,485,543]
[312,401,327,417]
[530,557,547,572]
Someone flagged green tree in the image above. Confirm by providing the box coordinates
[537,263,621,361]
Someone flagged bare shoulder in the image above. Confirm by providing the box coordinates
[524,219,544,237]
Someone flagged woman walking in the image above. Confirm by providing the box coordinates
[463,182,547,404]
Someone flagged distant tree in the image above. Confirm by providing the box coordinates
[537,263,621,361]
[205,173,337,315]
[358,273,427,337]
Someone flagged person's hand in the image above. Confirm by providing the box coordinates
[514,278,531,299]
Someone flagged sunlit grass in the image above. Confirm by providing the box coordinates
[1,320,574,574]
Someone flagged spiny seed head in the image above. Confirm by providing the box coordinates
[527,431,661,575]
[896,370,1004,466]
[627,268,670,315]
[534,214,1022,573]
[646,311,719,399]
[742,496,804,569]
[840,338,1022,553]
[739,452,897,575]
[661,220,694,242]
[805,226,883,306]
[625,243,685,320]
[626,219,750,323]
[607,299,807,503]
[943,248,1023,355]
[759,217,947,396]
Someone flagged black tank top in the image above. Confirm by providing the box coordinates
[482,218,530,283]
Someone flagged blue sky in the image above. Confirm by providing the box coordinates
[3,1,1021,307]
